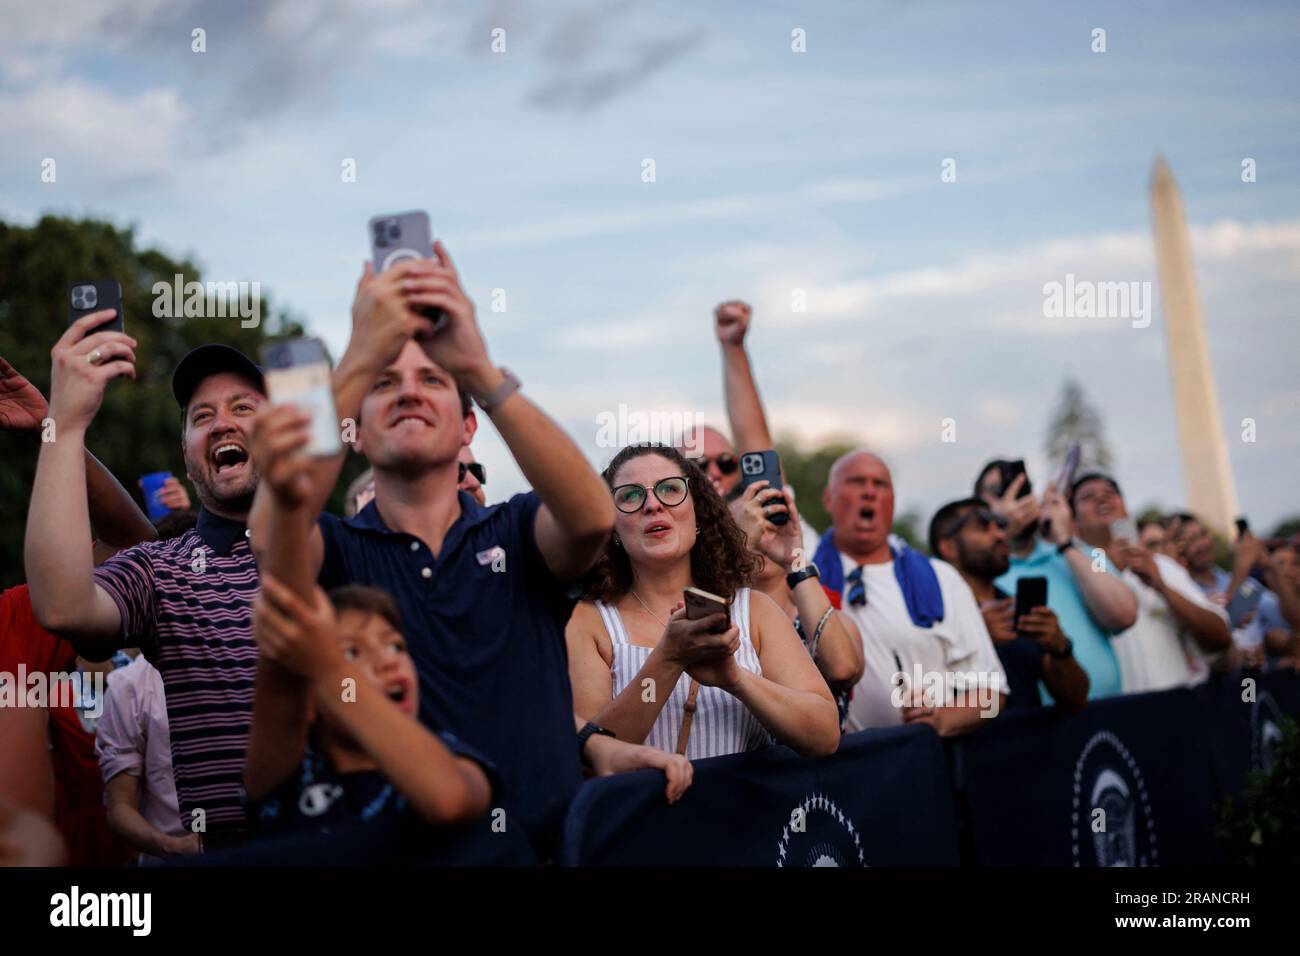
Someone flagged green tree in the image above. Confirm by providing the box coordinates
[1044,376,1113,478]
[1269,515,1300,541]
[773,438,855,536]
[0,215,322,587]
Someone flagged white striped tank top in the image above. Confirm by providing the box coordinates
[594,588,771,760]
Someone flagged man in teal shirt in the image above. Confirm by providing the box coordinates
[977,462,1137,703]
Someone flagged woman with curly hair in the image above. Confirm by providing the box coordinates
[566,444,840,759]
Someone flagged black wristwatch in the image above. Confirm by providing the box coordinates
[577,721,616,766]
[786,562,820,592]
[1056,539,1075,556]
[1047,637,1074,660]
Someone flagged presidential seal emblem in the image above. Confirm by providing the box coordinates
[1071,730,1156,867]
[776,793,865,867]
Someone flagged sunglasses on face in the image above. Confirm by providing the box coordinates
[690,454,738,476]
[612,476,690,514]
[947,508,1008,538]
[458,461,486,484]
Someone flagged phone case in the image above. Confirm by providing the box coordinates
[68,280,124,332]
[684,587,730,625]
[738,450,788,525]
[260,338,342,458]
[369,211,432,274]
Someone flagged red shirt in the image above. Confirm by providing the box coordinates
[0,585,132,865]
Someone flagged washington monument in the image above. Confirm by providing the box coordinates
[1149,156,1238,536]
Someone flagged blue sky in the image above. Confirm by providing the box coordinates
[3,0,1298,529]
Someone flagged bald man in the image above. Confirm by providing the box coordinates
[812,451,1007,736]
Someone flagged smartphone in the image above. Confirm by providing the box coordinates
[1013,576,1048,629]
[1235,516,1250,537]
[68,281,124,333]
[738,450,788,526]
[260,337,342,457]
[1226,578,1265,630]
[684,586,730,631]
[368,210,447,332]
[1055,441,1081,494]
[998,459,1031,499]
[1110,517,1138,545]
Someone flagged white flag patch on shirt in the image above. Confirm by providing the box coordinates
[476,546,505,567]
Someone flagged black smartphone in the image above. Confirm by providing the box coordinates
[738,450,787,526]
[368,210,447,332]
[1235,516,1249,537]
[68,281,124,333]
[999,459,1031,499]
[1013,576,1048,629]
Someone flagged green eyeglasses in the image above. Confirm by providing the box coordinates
[612,476,690,514]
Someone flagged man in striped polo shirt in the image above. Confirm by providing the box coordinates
[27,316,266,846]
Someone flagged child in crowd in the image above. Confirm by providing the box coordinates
[246,575,495,835]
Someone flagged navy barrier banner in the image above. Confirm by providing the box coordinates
[1194,670,1298,801]
[949,688,1219,866]
[562,724,959,867]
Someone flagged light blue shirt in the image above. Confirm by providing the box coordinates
[996,539,1123,702]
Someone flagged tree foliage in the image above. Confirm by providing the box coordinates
[1044,376,1113,477]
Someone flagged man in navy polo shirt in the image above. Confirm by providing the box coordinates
[27,310,268,844]
[247,241,659,856]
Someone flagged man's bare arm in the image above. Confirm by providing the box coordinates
[715,300,775,454]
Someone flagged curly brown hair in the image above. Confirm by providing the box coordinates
[584,444,759,604]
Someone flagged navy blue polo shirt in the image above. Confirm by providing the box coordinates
[316,491,581,854]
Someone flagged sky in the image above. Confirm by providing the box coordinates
[3,0,1298,531]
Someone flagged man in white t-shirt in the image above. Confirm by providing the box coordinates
[1071,475,1231,692]
[813,450,1007,734]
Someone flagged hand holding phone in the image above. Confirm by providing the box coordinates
[368,211,448,334]
[738,450,788,526]
[684,587,730,629]
[1013,576,1048,631]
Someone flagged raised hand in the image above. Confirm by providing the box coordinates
[156,476,192,511]
[729,479,785,552]
[399,241,496,395]
[0,357,50,432]
[714,300,752,348]
[253,573,342,681]
[249,405,314,509]
[47,313,137,434]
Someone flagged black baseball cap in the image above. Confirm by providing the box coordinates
[171,344,265,410]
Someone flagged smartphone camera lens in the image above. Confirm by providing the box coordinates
[387,224,401,241]
[83,287,98,309]
[742,454,762,476]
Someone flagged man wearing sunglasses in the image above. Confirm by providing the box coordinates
[679,427,742,498]
[457,447,487,506]
[930,498,1089,713]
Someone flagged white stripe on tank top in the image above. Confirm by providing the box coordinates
[595,588,771,760]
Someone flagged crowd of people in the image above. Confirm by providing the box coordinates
[1,244,1296,866]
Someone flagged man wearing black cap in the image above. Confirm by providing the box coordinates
[26,311,268,845]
